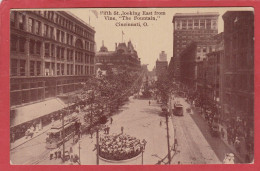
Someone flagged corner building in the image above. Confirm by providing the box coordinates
[222,11,254,135]
[172,12,219,80]
[10,11,96,108]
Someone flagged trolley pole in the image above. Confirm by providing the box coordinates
[96,129,99,165]
[62,113,65,161]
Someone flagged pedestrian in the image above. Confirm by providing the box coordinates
[107,126,110,134]
[110,117,113,124]
[142,139,147,150]
[121,126,124,134]
[11,132,15,143]
[149,100,151,106]
[90,129,93,139]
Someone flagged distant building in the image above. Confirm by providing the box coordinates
[95,41,141,73]
[156,60,168,77]
[179,42,197,89]
[172,12,219,80]
[159,51,167,61]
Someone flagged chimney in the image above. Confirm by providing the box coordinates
[115,43,117,50]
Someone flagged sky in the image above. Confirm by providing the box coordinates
[66,7,252,71]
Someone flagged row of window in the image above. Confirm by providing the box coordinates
[11,59,95,77]
[175,19,217,30]
[11,12,95,51]
[39,10,95,39]
[11,11,94,40]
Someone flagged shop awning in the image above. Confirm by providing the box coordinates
[10,98,67,128]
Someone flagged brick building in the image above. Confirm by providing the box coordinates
[10,11,95,128]
[95,41,141,74]
[179,42,197,89]
[222,11,254,129]
[171,12,219,80]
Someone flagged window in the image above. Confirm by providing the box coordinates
[45,43,50,57]
[212,20,217,30]
[10,11,16,27]
[18,13,25,30]
[200,20,205,29]
[36,61,41,76]
[29,40,35,54]
[28,18,33,32]
[61,31,65,43]
[56,30,60,42]
[19,37,26,52]
[61,64,64,75]
[67,33,70,44]
[182,20,187,29]
[35,21,40,35]
[194,20,199,29]
[61,48,64,59]
[11,59,18,76]
[20,60,26,76]
[44,24,48,37]
[67,64,70,75]
[51,44,55,57]
[36,41,41,55]
[45,62,50,76]
[30,61,35,76]
[57,46,60,59]
[50,27,54,39]
[188,20,193,29]
[206,19,211,30]
[11,35,17,51]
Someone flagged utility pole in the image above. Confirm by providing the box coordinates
[62,113,65,161]
[96,128,99,165]
[78,140,81,165]
[166,109,171,164]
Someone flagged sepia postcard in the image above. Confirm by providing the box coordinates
[6,6,255,166]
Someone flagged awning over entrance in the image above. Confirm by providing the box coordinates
[10,98,67,128]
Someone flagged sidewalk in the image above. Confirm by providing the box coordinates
[10,119,61,150]
[190,105,248,163]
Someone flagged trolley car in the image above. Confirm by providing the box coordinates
[46,116,79,149]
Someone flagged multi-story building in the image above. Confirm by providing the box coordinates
[171,12,219,80]
[222,11,254,135]
[204,33,224,107]
[159,51,167,61]
[95,41,141,74]
[10,11,95,128]
[179,42,197,89]
[155,60,168,77]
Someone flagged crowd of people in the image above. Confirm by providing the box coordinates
[176,86,254,163]
[99,134,146,161]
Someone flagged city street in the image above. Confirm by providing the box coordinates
[170,96,240,164]
[10,94,239,165]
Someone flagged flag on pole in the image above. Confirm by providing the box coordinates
[91,10,99,18]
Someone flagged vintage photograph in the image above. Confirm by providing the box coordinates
[9,7,254,165]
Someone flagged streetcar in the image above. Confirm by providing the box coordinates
[46,115,79,149]
[173,103,184,116]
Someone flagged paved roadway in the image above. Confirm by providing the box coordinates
[11,95,235,165]
[170,96,238,164]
